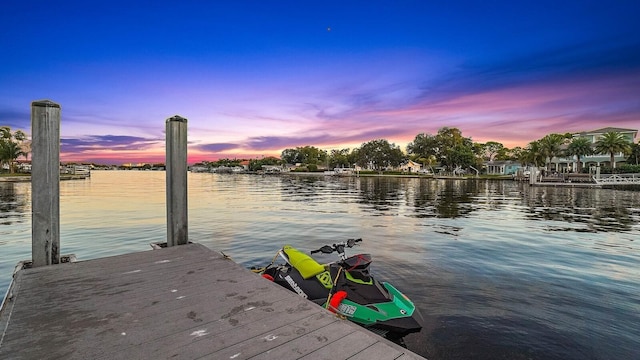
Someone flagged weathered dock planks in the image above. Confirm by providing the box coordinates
[0,243,424,359]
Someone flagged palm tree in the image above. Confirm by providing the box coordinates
[521,140,546,167]
[566,137,593,172]
[13,130,26,142]
[0,127,28,174]
[628,141,640,165]
[413,155,437,173]
[20,140,31,161]
[0,141,26,174]
[0,128,9,173]
[594,131,632,169]
[0,126,11,141]
[1,140,11,172]
[539,133,568,171]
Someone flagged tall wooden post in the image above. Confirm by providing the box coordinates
[166,115,188,246]
[31,100,61,266]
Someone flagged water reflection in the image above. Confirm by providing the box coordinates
[0,183,30,226]
[289,177,640,234]
[413,180,477,218]
[357,177,404,214]
[1,172,638,360]
[280,176,326,200]
[522,186,640,233]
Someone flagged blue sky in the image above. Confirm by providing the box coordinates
[1,1,639,164]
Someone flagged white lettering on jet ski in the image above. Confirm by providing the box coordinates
[338,303,357,316]
[284,275,307,299]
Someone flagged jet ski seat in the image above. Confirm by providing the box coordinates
[282,245,326,279]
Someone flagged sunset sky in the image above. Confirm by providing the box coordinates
[1,1,639,164]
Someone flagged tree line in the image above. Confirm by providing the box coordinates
[276,127,639,174]
[3,125,639,174]
[188,127,640,174]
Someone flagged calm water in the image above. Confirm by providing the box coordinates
[1,171,639,359]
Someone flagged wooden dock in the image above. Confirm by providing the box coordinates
[0,243,424,360]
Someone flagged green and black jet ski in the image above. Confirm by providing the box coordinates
[251,238,423,345]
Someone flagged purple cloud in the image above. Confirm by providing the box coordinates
[416,39,640,106]
[194,143,239,152]
[243,127,408,152]
[61,135,161,153]
[0,108,30,130]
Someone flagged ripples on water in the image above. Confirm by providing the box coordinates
[1,172,638,359]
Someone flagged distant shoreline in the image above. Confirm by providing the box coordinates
[0,171,517,182]
[0,174,89,182]
[2,172,635,190]
[259,171,514,180]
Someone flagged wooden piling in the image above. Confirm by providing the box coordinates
[30,100,61,266]
[166,115,188,246]
[529,166,537,186]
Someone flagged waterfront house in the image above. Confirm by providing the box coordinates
[239,160,250,171]
[400,160,422,173]
[485,160,523,175]
[548,127,637,172]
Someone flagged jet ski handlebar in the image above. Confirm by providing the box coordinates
[310,238,362,255]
